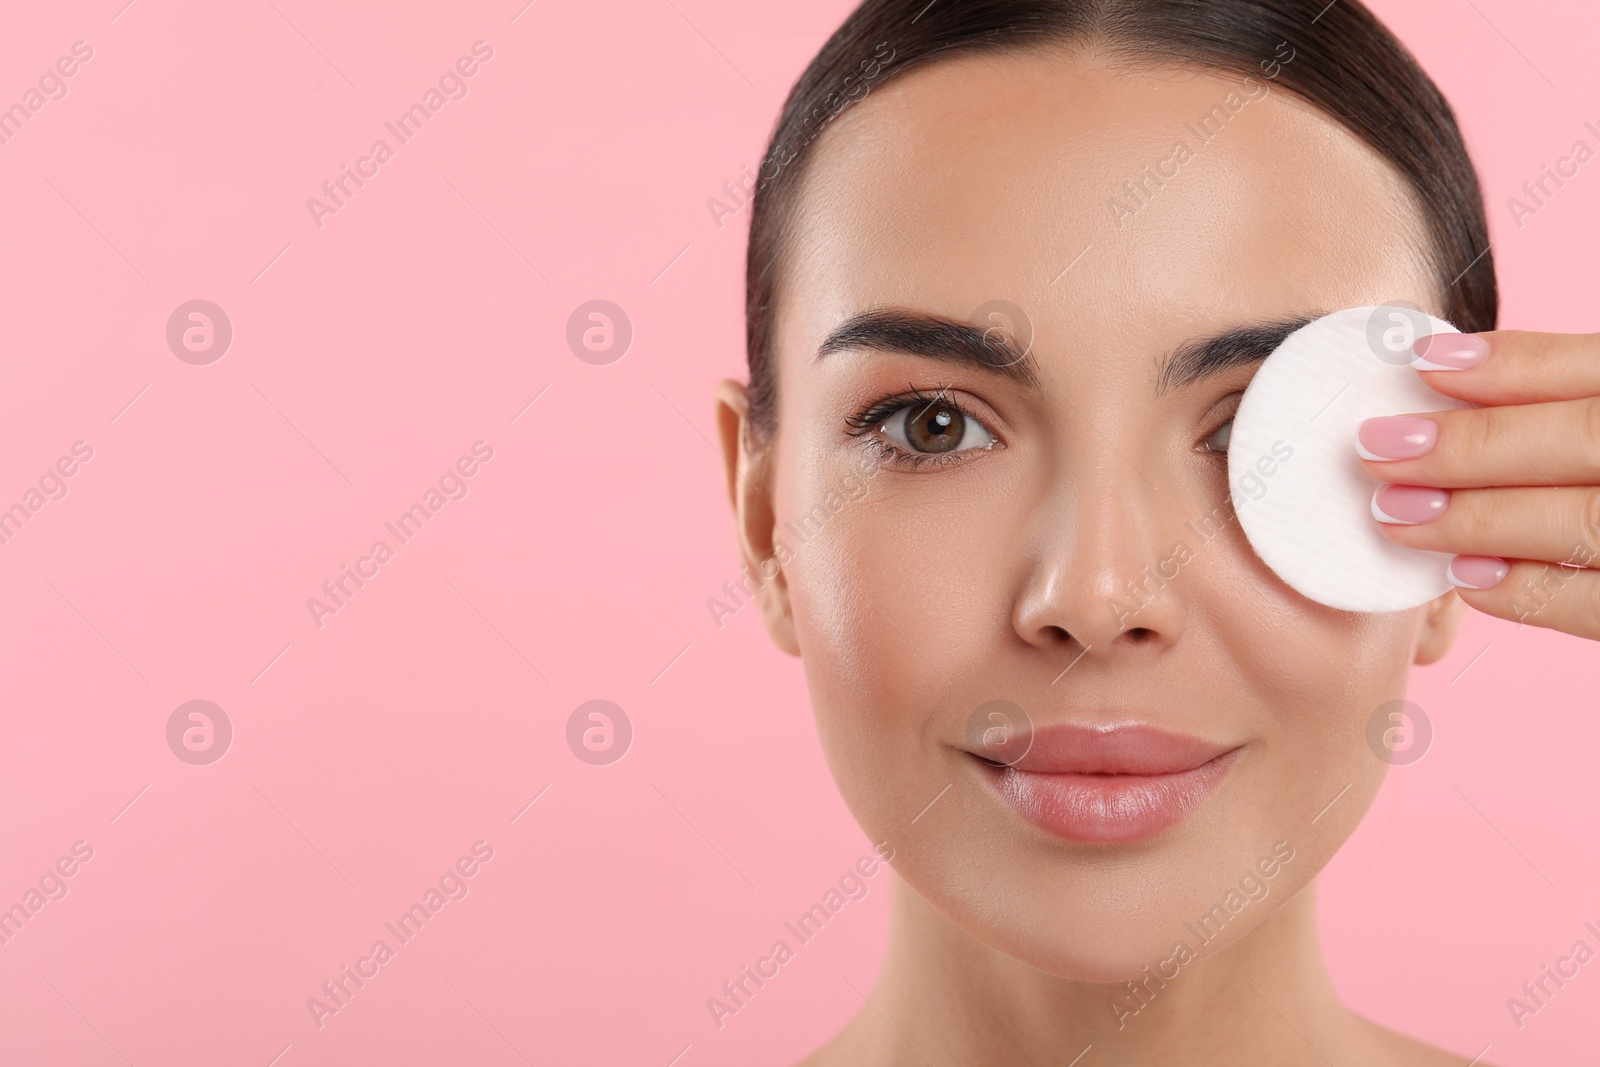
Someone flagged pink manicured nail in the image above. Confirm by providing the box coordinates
[1413,333,1489,371]
[1356,416,1438,461]
[1448,555,1510,590]
[1371,484,1450,525]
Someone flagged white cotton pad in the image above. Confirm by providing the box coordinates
[1226,305,1472,613]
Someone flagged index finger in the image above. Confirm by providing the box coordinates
[1409,329,1600,405]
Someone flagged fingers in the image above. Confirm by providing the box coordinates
[1410,329,1600,405]
[1356,397,1600,488]
[1372,483,1600,565]
[1373,327,1600,642]
[1449,558,1600,640]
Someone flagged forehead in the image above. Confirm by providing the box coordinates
[775,48,1437,381]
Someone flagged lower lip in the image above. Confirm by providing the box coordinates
[977,749,1241,844]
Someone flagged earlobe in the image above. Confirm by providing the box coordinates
[712,380,801,657]
[1413,588,1467,666]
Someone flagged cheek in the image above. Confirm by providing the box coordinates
[778,453,1021,830]
[1189,522,1416,817]
[1191,508,1417,696]
[782,504,937,775]
[785,446,1031,671]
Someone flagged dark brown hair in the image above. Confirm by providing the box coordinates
[743,0,1496,438]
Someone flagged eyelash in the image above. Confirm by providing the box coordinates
[844,384,995,471]
[843,386,1239,469]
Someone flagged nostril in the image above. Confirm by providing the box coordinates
[1125,626,1155,643]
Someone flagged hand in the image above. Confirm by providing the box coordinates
[1356,329,1600,639]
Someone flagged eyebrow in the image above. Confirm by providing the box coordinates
[815,307,1322,396]
[1154,314,1321,396]
[816,307,1042,388]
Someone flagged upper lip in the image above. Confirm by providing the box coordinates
[995,720,1239,776]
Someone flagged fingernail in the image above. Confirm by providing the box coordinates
[1448,555,1510,590]
[1413,333,1489,371]
[1371,484,1450,525]
[1356,416,1438,461]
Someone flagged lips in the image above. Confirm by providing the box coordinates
[972,721,1241,844]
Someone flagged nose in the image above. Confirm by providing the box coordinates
[1012,461,1192,659]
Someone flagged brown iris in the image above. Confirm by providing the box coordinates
[904,399,965,452]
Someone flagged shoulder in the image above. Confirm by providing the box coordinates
[789,1005,900,1067]
[1354,1015,1502,1067]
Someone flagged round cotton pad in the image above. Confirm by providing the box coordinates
[1226,305,1472,612]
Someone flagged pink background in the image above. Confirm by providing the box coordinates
[0,0,1595,1063]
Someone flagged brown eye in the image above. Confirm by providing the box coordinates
[879,397,996,455]
[906,400,963,452]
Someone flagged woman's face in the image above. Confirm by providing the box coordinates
[728,49,1465,980]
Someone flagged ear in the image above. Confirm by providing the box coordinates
[712,379,800,657]
[1412,587,1467,666]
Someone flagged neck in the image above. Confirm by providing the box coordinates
[816,874,1385,1065]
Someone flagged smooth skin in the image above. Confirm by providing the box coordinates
[713,47,1530,1066]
